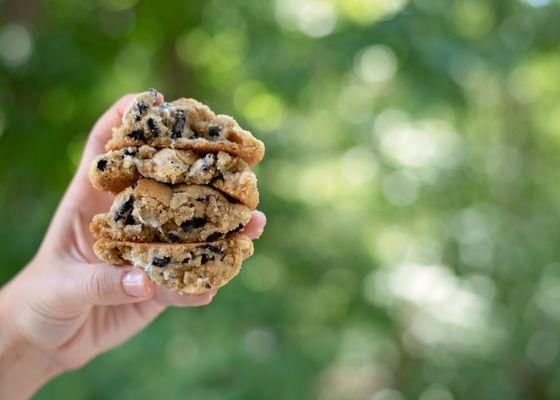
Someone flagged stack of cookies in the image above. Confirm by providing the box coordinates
[89,89,265,294]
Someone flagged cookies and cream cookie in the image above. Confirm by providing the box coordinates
[106,89,265,166]
[93,235,253,294]
[90,179,252,244]
[89,146,258,209]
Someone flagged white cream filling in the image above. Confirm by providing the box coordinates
[124,224,143,233]
[135,213,161,229]
[196,277,209,285]
[127,253,148,269]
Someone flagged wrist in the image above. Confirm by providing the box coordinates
[0,282,62,399]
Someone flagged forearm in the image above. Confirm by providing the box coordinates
[0,283,60,400]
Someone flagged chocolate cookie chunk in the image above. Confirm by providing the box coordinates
[106,89,265,166]
[93,235,254,294]
[89,146,259,209]
[90,179,252,243]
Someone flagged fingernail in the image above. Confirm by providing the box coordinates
[155,93,165,104]
[254,211,266,238]
[123,270,152,297]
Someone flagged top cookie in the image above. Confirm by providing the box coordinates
[106,89,265,166]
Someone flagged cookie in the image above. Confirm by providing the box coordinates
[106,89,265,166]
[90,179,252,243]
[93,235,254,294]
[89,146,259,209]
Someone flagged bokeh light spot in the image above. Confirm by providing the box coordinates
[242,254,284,292]
[299,0,338,37]
[318,361,386,399]
[176,28,212,67]
[243,92,284,132]
[452,208,495,269]
[337,80,378,123]
[356,45,398,84]
[234,81,268,110]
[275,0,337,37]
[114,43,152,80]
[297,161,341,204]
[526,331,559,367]
[451,0,494,38]
[377,119,460,170]
[0,24,33,67]
[485,144,522,183]
[340,146,379,185]
[372,389,406,400]
[520,0,550,7]
[419,385,455,400]
[507,62,548,104]
[165,334,199,368]
[336,0,408,25]
[499,14,535,49]
[369,263,495,353]
[366,225,411,267]
[304,284,352,322]
[244,328,276,362]
[382,171,420,206]
[452,208,493,245]
[373,108,409,136]
[234,80,284,129]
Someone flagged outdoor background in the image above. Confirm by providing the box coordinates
[1,0,560,399]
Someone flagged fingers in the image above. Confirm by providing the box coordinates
[60,94,136,208]
[122,268,156,298]
[63,261,213,308]
[83,93,137,162]
[74,91,164,187]
[71,265,155,306]
[153,286,216,307]
[61,92,162,210]
[242,210,267,239]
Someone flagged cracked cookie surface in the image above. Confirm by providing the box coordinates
[89,146,259,209]
[106,89,265,166]
[93,235,253,294]
[91,179,252,243]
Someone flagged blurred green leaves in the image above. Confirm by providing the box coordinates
[2,0,560,398]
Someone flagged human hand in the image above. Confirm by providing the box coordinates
[0,93,266,399]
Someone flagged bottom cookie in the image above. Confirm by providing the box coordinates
[93,235,253,294]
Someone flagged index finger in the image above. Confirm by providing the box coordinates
[82,91,163,167]
[83,93,137,163]
[71,91,163,193]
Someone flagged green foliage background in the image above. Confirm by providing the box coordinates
[2,0,560,398]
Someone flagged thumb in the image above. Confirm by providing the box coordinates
[77,265,155,306]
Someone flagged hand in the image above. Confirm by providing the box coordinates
[0,94,267,399]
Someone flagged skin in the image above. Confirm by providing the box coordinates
[0,94,266,399]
